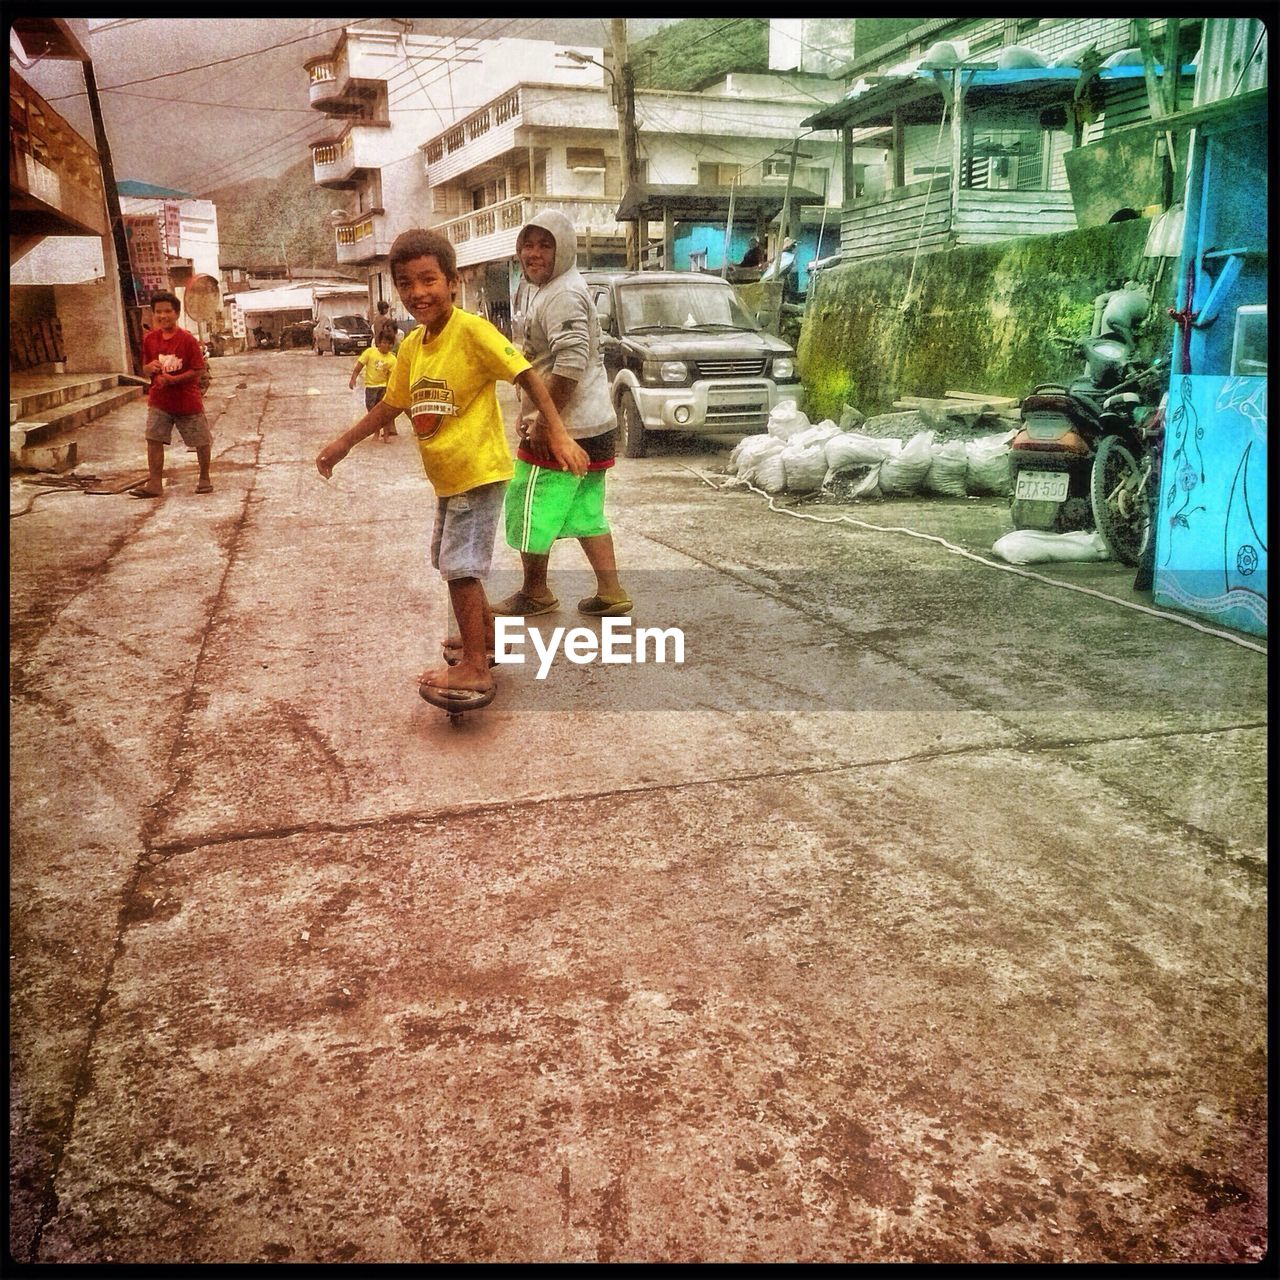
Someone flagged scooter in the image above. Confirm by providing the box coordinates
[1009,287,1160,533]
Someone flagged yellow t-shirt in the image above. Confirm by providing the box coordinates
[383,309,530,497]
[356,346,396,388]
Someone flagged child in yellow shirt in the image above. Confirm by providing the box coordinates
[349,324,399,440]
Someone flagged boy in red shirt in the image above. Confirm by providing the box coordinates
[129,290,212,498]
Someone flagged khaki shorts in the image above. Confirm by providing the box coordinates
[145,406,212,448]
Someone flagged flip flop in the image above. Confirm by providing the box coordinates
[127,487,161,499]
[441,644,497,668]
[418,682,496,710]
[492,590,559,617]
[577,594,633,617]
[195,483,214,494]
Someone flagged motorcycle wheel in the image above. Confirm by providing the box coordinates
[1090,435,1144,565]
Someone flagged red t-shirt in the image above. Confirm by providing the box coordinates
[143,326,206,416]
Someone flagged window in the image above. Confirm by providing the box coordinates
[566,146,607,172]
[698,162,741,187]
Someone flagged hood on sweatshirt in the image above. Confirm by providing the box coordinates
[515,208,578,283]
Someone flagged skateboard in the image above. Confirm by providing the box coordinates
[418,679,496,728]
[441,644,498,668]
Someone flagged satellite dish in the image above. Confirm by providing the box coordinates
[183,273,221,322]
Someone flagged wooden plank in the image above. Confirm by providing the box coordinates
[943,390,1018,406]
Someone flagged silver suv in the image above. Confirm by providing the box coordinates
[583,271,802,457]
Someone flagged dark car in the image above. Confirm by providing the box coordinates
[315,314,373,355]
[582,270,803,457]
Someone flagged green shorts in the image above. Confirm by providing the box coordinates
[505,459,610,555]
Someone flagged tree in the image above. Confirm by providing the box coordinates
[632,18,768,91]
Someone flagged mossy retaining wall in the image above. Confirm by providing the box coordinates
[797,219,1177,420]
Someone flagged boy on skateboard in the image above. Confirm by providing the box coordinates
[501,210,631,619]
[316,229,587,706]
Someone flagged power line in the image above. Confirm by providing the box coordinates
[46,21,353,100]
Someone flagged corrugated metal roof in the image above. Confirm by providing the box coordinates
[229,286,319,313]
[803,64,1193,130]
[1193,17,1268,106]
[117,179,198,199]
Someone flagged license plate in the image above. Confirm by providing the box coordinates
[1015,471,1069,502]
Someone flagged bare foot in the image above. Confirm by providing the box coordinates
[441,632,496,652]
[418,661,494,693]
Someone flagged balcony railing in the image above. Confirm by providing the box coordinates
[9,69,107,237]
[334,210,389,264]
[438,194,628,267]
[424,88,521,169]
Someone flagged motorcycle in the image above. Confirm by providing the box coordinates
[1009,288,1162,535]
[1093,393,1167,572]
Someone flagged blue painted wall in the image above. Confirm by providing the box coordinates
[671,222,841,291]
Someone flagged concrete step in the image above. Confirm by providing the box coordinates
[13,375,122,420]
[11,382,146,450]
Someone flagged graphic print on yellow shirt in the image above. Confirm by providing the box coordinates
[410,376,455,441]
[357,347,396,388]
[383,309,531,497]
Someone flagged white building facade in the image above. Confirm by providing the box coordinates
[303,21,849,322]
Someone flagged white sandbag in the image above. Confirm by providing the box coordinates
[824,431,903,472]
[766,399,810,441]
[850,464,883,499]
[991,529,1109,564]
[923,438,970,497]
[733,433,784,482]
[754,451,787,494]
[790,420,841,451]
[780,440,828,493]
[877,429,935,496]
[730,432,769,471]
[966,430,1015,495]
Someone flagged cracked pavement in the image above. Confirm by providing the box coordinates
[9,350,1267,1263]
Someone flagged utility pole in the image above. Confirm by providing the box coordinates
[83,58,141,373]
[609,18,642,270]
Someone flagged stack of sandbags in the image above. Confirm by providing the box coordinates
[965,430,1016,496]
[730,433,787,493]
[877,430,936,496]
[780,420,841,493]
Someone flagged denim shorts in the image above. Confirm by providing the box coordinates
[145,406,211,447]
[430,480,507,581]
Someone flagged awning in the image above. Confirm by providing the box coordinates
[802,64,1195,130]
[615,183,825,224]
[230,286,318,314]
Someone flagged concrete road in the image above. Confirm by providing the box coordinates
[9,349,1267,1264]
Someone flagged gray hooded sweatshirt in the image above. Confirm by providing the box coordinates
[512,209,615,439]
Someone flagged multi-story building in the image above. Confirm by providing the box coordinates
[423,74,848,320]
[303,22,605,317]
[9,18,131,374]
[118,180,221,336]
[804,16,1206,265]
[302,21,856,326]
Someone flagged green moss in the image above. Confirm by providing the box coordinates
[797,220,1158,415]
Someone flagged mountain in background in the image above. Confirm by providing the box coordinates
[632,17,769,90]
[208,158,342,273]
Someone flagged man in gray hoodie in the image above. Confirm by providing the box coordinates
[498,209,631,618]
